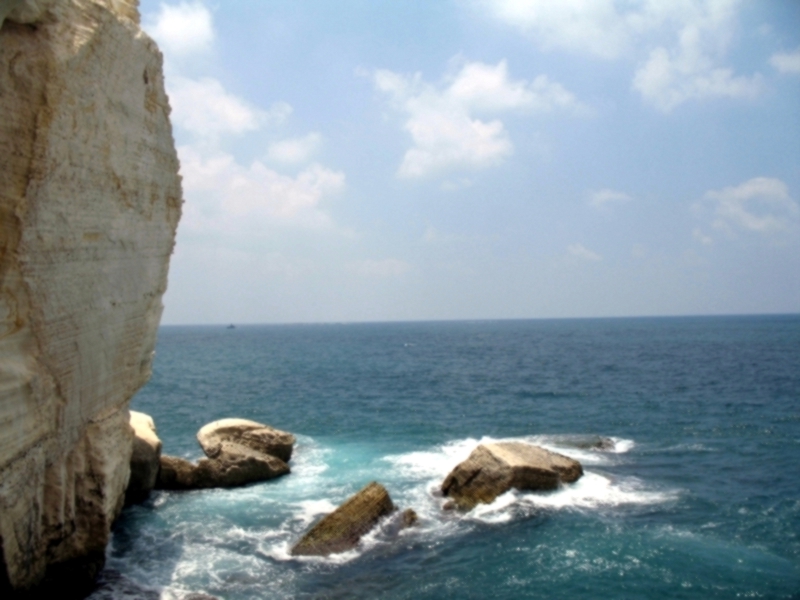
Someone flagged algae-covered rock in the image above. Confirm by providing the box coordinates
[291,482,396,556]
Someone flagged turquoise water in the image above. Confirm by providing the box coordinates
[92,316,800,599]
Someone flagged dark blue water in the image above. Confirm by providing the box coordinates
[92,316,800,599]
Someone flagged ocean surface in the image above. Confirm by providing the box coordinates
[90,316,800,599]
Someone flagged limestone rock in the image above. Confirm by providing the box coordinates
[155,450,289,491]
[291,482,395,557]
[197,418,296,463]
[155,456,197,490]
[0,0,181,594]
[125,411,163,505]
[441,442,583,510]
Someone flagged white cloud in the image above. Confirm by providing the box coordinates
[146,1,214,57]
[267,133,323,164]
[478,0,763,112]
[770,47,800,74]
[349,259,411,277]
[589,188,632,208]
[633,41,762,113]
[476,0,636,59]
[374,59,581,178]
[168,77,291,139]
[701,177,798,235]
[567,243,602,261]
[178,145,345,232]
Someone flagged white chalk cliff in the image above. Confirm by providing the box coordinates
[0,0,181,594]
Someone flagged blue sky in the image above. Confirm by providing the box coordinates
[139,0,800,324]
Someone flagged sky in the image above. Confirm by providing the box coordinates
[138,0,800,325]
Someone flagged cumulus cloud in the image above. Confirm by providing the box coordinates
[267,133,323,164]
[179,146,345,232]
[374,59,581,178]
[700,177,798,236]
[478,0,762,112]
[143,3,345,234]
[589,188,632,208]
[476,0,637,59]
[567,243,602,262]
[770,47,800,74]
[168,77,291,138]
[146,1,214,57]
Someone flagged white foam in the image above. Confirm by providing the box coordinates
[292,498,338,526]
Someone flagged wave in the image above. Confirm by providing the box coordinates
[95,432,676,598]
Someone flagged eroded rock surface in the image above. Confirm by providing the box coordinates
[156,450,290,490]
[126,411,163,505]
[291,482,396,556]
[0,0,181,594]
[441,442,583,510]
[198,418,296,463]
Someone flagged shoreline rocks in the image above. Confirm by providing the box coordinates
[292,482,403,557]
[198,419,296,463]
[154,418,294,491]
[125,412,163,505]
[441,442,583,510]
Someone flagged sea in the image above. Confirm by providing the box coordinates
[89,315,800,599]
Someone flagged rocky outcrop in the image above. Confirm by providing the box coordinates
[156,450,290,490]
[0,0,181,595]
[198,418,296,463]
[291,482,397,557]
[125,412,163,505]
[441,442,583,510]
[155,419,294,491]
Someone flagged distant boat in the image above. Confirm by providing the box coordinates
[226,324,235,329]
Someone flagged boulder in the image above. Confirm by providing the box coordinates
[155,449,289,491]
[198,418,296,462]
[291,482,395,556]
[125,411,163,504]
[441,442,583,510]
[155,456,197,490]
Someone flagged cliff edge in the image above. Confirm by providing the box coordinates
[0,0,181,595]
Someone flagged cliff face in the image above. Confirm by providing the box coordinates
[0,0,181,593]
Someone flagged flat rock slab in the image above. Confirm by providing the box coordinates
[197,418,296,462]
[441,442,583,510]
[291,482,395,556]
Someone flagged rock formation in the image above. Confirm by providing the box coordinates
[125,411,163,505]
[197,418,296,463]
[156,450,290,490]
[155,419,294,490]
[291,482,398,557]
[0,0,181,595]
[441,442,583,510]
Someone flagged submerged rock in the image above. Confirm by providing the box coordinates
[441,442,583,510]
[550,434,615,452]
[126,411,163,504]
[197,418,296,463]
[291,482,396,556]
